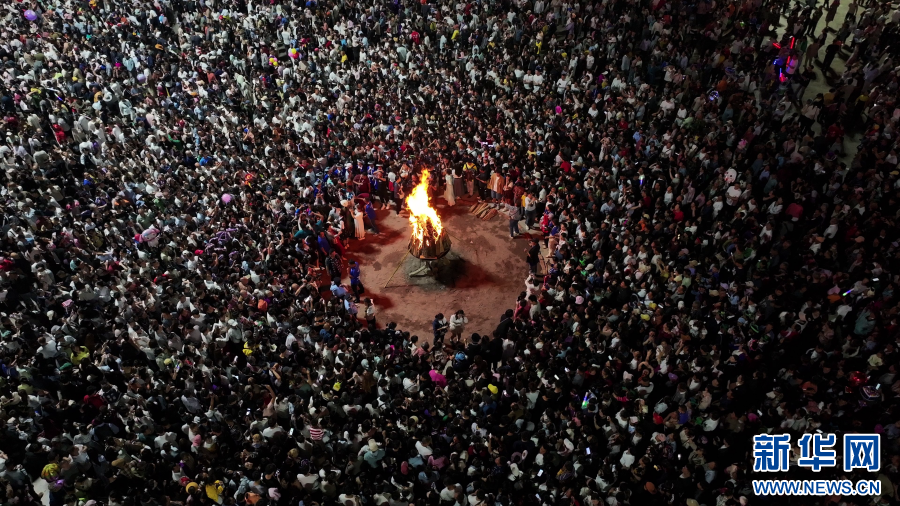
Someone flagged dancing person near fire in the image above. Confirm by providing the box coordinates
[444,169,456,206]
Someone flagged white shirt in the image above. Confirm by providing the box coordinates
[416,440,434,456]
[556,78,569,94]
[523,74,534,89]
[449,314,468,330]
[39,339,59,359]
[619,451,635,469]
[726,186,742,206]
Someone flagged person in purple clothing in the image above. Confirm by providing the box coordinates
[364,200,379,235]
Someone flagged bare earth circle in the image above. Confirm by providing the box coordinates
[345,200,536,342]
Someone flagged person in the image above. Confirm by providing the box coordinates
[353,203,366,240]
[821,39,842,72]
[332,229,348,257]
[330,280,349,300]
[349,260,364,300]
[317,230,333,263]
[444,169,456,206]
[364,200,379,235]
[806,37,822,63]
[526,239,541,275]
[489,170,506,205]
[363,298,376,328]
[507,202,522,238]
[374,166,390,210]
[452,166,465,200]
[432,313,449,346]
[342,200,356,241]
[448,310,468,342]
[799,99,821,134]
[524,192,537,229]
[464,164,475,197]
[476,166,490,201]
[825,0,840,26]
[395,179,407,215]
[325,250,343,284]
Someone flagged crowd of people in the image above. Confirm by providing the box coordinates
[2,0,900,505]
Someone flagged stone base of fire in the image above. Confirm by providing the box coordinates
[408,230,452,260]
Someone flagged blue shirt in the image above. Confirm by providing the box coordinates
[317,236,332,254]
[331,283,347,299]
[364,449,385,468]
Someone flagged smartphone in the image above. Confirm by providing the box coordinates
[677,454,681,460]
[289,428,294,435]
[586,447,591,455]
[537,469,543,477]
[246,408,251,416]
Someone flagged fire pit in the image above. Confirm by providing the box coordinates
[406,169,452,272]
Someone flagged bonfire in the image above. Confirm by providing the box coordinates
[406,169,452,260]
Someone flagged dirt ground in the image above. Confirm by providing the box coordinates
[344,196,538,342]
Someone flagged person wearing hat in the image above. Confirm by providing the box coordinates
[362,439,386,468]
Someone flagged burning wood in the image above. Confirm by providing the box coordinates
[408,224,452,259]
[406,169,452,260]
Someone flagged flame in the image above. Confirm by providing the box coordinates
[406,169,443,246]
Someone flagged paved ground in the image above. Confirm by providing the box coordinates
[348,197,533,342]
[784,0,863,161]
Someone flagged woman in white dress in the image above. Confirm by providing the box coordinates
[353,204,366,240]
[444,169,456,206]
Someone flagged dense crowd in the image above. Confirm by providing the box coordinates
[1,0,900,505]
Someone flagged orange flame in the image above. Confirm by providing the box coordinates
[406,169,443,245]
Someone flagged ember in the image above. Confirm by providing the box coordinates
[406,169,452,260]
